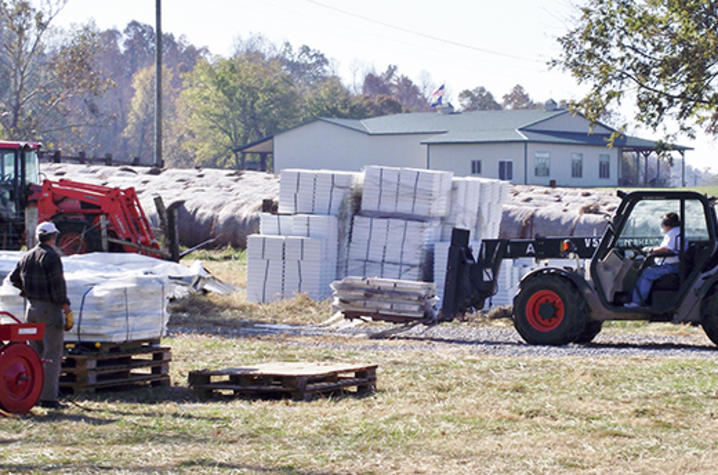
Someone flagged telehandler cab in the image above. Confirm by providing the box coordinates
[442,190,718,346]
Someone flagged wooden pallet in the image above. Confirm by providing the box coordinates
[61,343,171,394]
[65,338,161,355]
[188,362,377,401]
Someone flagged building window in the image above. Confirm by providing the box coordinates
[534,152,550,177]
[571,153,583,178]
[499,160,513,181]
[599,154,610,179]
[471,160,481,175]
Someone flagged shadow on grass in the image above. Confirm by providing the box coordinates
[0,461,336,474]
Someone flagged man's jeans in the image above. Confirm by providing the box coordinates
[632,263,680,305]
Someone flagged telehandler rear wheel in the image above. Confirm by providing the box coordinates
[574,321,602,344]
[513,274,588,346]
[700,288,718,346]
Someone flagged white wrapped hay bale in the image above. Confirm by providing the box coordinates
[361,166,452,218]
[278,169,357,216]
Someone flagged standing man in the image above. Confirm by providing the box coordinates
[10,221,71,409]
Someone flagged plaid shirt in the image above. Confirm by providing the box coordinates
[10,244,70,306]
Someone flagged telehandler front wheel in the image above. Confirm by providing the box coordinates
[513,274,588,346]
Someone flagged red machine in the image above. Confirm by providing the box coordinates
[0,141,175,259]
[0,312,44,415]
[30,179,162,257]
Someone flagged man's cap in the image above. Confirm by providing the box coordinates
[36,221,59,238]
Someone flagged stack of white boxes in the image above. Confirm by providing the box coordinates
[348,216,440,281]
[247,170,356,303]
[247,165,512,305]
[246,235,286,303]
[278,169,356,215]
[439,177,510,242]
[349,167,451,281]
[361,166,452,218]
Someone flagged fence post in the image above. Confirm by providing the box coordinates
[99,214,109,251]
[78,150,86,164]
[132,157,140,166]
[104,153,113,166]
[166,202,181,262]
[52,151,61,163]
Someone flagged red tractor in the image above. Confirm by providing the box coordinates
[0,141,173,259]
[0,312,44,415]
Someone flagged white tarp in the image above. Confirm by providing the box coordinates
[0,252,234,342]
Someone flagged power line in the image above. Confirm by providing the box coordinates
[304,0,545,64]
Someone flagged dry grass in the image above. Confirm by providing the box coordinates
[5,251,716,473]
[171,248,331,328]
[4,333,718,474]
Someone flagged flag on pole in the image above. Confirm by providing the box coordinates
[430,84,445,107]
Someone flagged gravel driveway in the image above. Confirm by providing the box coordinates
[171,318,718,358]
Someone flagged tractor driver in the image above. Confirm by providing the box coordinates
[626,212,684,308]
[10,221,72,409]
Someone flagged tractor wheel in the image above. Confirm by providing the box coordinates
[700,288,718,346]
[55,221,100,255]
[513,274,588,345]
[0,343,44,414]
[574,321,603,344]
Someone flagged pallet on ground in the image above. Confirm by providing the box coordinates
[61,341,171,394]
[188,362,377,401]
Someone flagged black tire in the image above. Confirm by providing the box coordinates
[513,274,588,345]
[700,287,718,346]
[54,220,100,255]
[574,321,602,344]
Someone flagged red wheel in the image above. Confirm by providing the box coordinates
[56,231,88,255]
[525,289,565,332]
[0,343,44,414]
[513,273,588,345]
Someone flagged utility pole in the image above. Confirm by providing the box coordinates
[154,0,163,168]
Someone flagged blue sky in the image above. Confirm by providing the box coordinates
[54,0,717,170]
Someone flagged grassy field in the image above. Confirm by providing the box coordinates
[3,334,718,473]
[4,251,718,473]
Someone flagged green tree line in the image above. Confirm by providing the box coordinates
[0,0,554,169]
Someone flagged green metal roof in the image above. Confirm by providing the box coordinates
[236,109,692,153]
[323,109,565,135]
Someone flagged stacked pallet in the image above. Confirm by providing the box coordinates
[247,170,357,303]
[61,340,170,394]
[331,276,437,322]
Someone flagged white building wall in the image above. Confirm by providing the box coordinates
[525,143,618,186]
[274,120,433,172]
[427,142,525,182]
[426,142,619,186]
